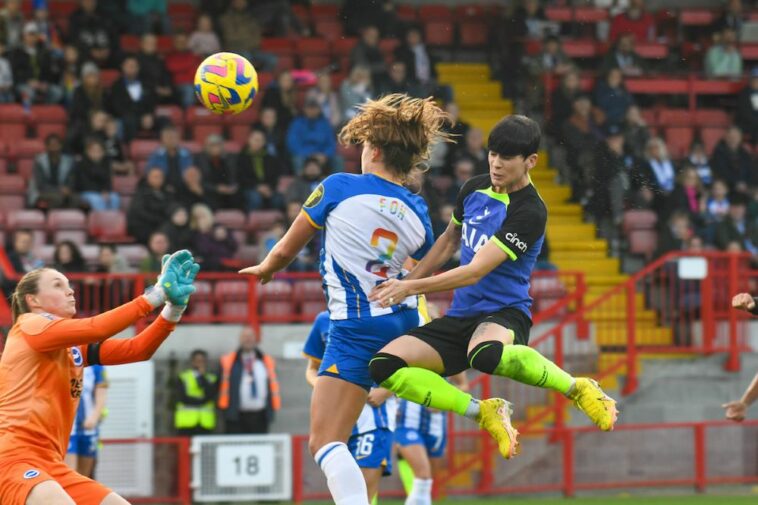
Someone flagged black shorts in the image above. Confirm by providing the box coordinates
[407,307,532,376]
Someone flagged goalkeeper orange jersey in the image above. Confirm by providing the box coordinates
[0,297,175,461]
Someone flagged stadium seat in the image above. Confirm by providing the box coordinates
[297,38,330,55]
[6,209,45,230]
[693,109,730,127]
[192,280,213,301]
[679,9,716,26]
[301,55,332,71]
[11,139,45,160]
[100,70,121,88]
[191,124,224,141]
[260,280,293,301]
[235,244,260,264]
[0,174,25,194]
[120,35,140,53]
[459,21,489,48]
[29,105,66,125]
[117,244,149,267]
[215,280,249,301]
[396,5,417,22]
[301,300,327,319]
[219,302,250,319]
[658,109,693,127]
[562,39,599,58]
[260,300,295,320]
[34,244,55,265]
[292,279,324,302]
[88,210,131,242]
[186,301,214,319]
[35,123,66,140]
[214,209,247,230]
[314,19,343,41]
[741,44,758,61]
[228,125,251,145]
[0,104,26,123]
[53,229,87,244]
[424,20,454,47]
[276,176,293,194]
[664,126,694,158]
[573,7,608,23]
[634,42,668,59]
[0,194,24,212]
[130,140,161,161]
[15,159,34,180]
[47,209,87,231]
[545,6,572,22]
[261,38,295,56]
[185,106,224,126]
[222,106,257,127]
[113,175,139,196]
[310,4,340,20]
[156,105,185,128]
[640,108,657,127]
[628,229,658,260]
[700,127,727,156]
[0,124,26,143]
[622,209,658,234]
[247,210,284,232]
[0,158,7,173]
[332,38,358,57]
[419,5,452,20]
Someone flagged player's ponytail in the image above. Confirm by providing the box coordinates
[10,268,47,323]
[339,94,454,180]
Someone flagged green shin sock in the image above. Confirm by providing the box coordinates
[494,344,574,394]
[398,458,415,495]
[381,367,473,416]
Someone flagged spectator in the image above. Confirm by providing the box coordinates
[218,326,281,435]
[735,67,757,144]
[52,240,87,273]
[252,106,288,160]
[146,125,194,193]
[94,243,130,274]
[237,129,284,210]
[609,0,655,43]
[68,0,118,68]
[261,71,298,129]
[339,65,373,123]
[108,56,157,141]
[33,6,64,54]
[710,126,754,193]
[525,35,573,114]
[665,166,704,225]
[0,40,13,102]
[249,0,306,37]
[6,229,44,274]
[705,28,743,79]
[188,14,220,57]
[445,157,476,205]
[440,102,471,168]
[518,0,552,40]
[127,167,171,244]
[594,68,634,127]
[219,0,277,72]
[350,25,386,84]
[60,44,81,106]
[194,223,238,271]
[715,197,758,254]
[688,140,713,187]
[91,243,131,308]
[0,0,23,49]
[704,179,731,226]
[458,128,489,175]
[285,156,324,204]
[309,73,341,128]
[602,33,644,77]
[103,115,134,175]
[174,349,218,436]
[69,62,105,141]
[160,204,193,251]
[28,134,78,209]
[377,60,421,98]
[137,33,174,104]
[72,137,119,211]
[714,0,745,39]
[637,137,676,204]
[165,32,202,108]
[561,95,600,203]
[127,0,170,35]
[139,230,171,272]
[393,25,441,99]
[64,364,108,478]
[622,105,651,161]
[178,165,215,210]
[342,0,402,38]
[286,96,337,174]
[190,202,215,238]
[591,123,628,234]
[9,22,64,106]
[656,211,694,258]
[257,201,317,272]
[549,69,581,137]
[195,134,240,209]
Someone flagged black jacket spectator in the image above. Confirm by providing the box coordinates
[710,134,755,192]
[108,57,157,141]
[127,168,172,244]
[68,2,118,68]
[8,41,61,87]
[735,71,757,144]
[159,204,194,252]
[72,152,113,194]
[195,138,240,209]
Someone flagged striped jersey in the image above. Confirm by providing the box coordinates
[70,365,107,436]
[301,173,434,320]
[302,311,396,435]
[397,399,445,439]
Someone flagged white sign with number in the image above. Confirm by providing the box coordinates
[215,444,275,487]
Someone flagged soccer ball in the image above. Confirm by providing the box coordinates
[194,52,258,114]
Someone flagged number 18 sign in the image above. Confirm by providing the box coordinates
[216,444,276,487]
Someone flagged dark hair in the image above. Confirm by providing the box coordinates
[99,243,117,254]
[487,115,541,159]
[44,133,62,145]
[10,268,49,323]
[53,240,85,270]
[190,349,208,360]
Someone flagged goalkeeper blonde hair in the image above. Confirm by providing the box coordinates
[339,94,454,179]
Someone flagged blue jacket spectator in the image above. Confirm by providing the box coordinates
[286,97,337,174]
[147,125,194,193]
[594,68,634,127]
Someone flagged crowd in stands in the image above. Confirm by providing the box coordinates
[0,0,757,299]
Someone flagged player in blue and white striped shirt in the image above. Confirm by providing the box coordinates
[241,94,452,505]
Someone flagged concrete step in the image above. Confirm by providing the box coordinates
[551,250,609,262]
[587,308,658,322]
[437,62,491,76]
[595,326,673,346]
[536,186,572,201]
[551,240,607,252]
[457,100,513,112]
[546,222,596,238]
[554,257,620,273]
[449,81,502,95]
[548,204,583,217]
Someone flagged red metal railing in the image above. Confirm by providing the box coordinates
[100,437,191,505]
[292,420,758,501]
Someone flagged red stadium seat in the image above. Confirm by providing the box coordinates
[573,7,608,23]
[260,301,295,320]
[742,44,758,60]
[235,244,260,264]
[0,158,6,173]
[214,209,247,230]
[0,124,26,143]
[545,6,572,22]
[301,55,332,71]
[113,175,139,196]
[459,21,488,47]
[11,139,45,160]
[186,301,214,318]
[301,300,327,319]
[658,109,693,127]
[29,105,66,124]
[424,20,454,47]
[35,123,66,140]
[219,302,249,319]
[185,106,224,126]
[117,244,149,267]
[622,209,658,234]
[130,140,161,161]
[228,125,251,145]
[0,194,24,212]
[88,210,130,242]
[297,38,330,55]
[192,280,213,301]
[700,127,727,156]
[628,229,658,260]
[215,280,249,300]
[314,19,343,41]
[562,39,599,58]
[261,38,295,56]
[396,5,417,22]
[247,210,284,232]
[53,229,87,244]
[47,209,87,231]
[310,4,340,20]
[223,106,258,126]
[100,70,121,88]
[640,108,657,127]
[664,126,695,159]
[292,279,324,302]
[419,5,452,20]
[634,42,668,59]
[156,105,185,128]
[0,104,26,123]
[191,124,223,142]
[332,38,359,57]
[694,109,730,127]
[276,176,293,194]
[680,9,716,26]
[260,280,293,301]
[16,159,34,180]
[120,35,140,53]
[0,174,25,194]
[34,244,55,265]
[6,209,45,230]
[379,38,400,56]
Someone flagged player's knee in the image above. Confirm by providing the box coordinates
[468,341,504,374]
[369,352,408,386]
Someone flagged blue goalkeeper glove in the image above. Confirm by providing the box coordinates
[160,254,201,322]
[143,250,199,309]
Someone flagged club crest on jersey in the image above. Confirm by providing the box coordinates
[469,206,490,225]
[23,469,40,479]
[70,347,84,367]
[304,184,324,208]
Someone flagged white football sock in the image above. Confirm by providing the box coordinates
[315,442,370,505]
[405,478,433,505]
